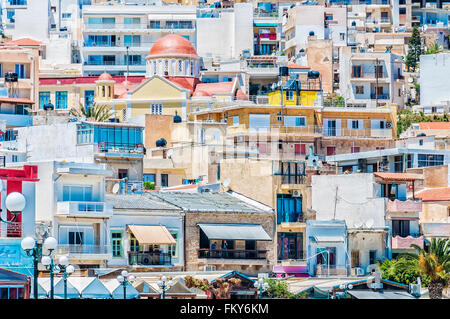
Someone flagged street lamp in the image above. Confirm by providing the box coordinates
[337,283,353,299]
[254,278,269,299]
[157,276,174,299]
[117,270,135,299]
[0,191,26,224]
[21,236,57,299]
[58,256,74,299]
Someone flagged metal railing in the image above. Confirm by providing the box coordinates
[351,72,386,79]
[97,142,144,154]
[84,61,145,66]
[254,9,279,18]
[198,249,267,259]
[128,251,172,266]
[370,93,390,99]
[56,245,110,255]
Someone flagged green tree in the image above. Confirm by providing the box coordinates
[405,25,423,72]
[70,103,114,122]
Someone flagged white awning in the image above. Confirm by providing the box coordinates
[198,223,271,241]
[313,236,345,243]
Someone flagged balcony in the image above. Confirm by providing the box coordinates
[56,244,111,260]
[386,199,422,213]
[391,235,424,250]
[370,93,390,100]
[56,201,113,218]
[128,252,172,266]
[94,142,145,159]
[351,72,387,80]
[258,33,278,41]
[84,23,148,31]
[198,249,267,260]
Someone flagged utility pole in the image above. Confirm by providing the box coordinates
[126,46,130,82]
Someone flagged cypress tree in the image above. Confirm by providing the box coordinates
[406,25,423,72]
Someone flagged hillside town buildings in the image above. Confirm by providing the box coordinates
[0,0,448,300]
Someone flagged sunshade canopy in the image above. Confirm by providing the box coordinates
[198,223,271,241]
[312,236,345,243]
[127,225,176,245]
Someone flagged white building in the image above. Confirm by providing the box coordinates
[196,3,253,61]
[16,160,114,269]
[106,193,184,270]
[419,53,450,113]
[338,50,405,108]
[81,3,197,75]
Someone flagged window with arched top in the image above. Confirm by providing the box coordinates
[158,60,162,74]
[178,60,183,74]
[184,60,189,76]
[153,61,156,75]
[171,60,176,76]
[102,86,105,97]
[164,60,169,74]
[190,61,194,76]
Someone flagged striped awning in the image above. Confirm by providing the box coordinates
[198,223,271,241]
[127,225,176,245]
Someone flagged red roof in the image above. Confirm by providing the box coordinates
[374,172,422,181]
[0,97,34,104]
[98,72,113,81]
[164,76,200,92]
[1,38,42,47]
[236,89,248,101]
[193,81,235,96]
[418,122,450,130]
[416,187,450,201]
[148,34,198,57]
[39,75,146,86]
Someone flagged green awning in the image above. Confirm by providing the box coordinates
[254,23,278,27]
[198,223,271,241]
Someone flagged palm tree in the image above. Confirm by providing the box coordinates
[70,103,114,122]
[400,238,450,299]
[425,41,443,55]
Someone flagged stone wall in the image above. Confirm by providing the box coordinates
[185,211,276,274]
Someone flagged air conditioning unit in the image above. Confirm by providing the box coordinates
[204,265,216,271]
[291,190,301,197]
[386,122,393,128]
[353,267,364,276]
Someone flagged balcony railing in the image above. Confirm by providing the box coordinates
[56,244,110,255]
[391,235,424,250]
[351,72,386,79]
[370,93,390,100]
[386,199,422,213]
[198,249,267,259]
[0,222,22,237]
[56,201,113,217]
[84,23,148,30]
[128,251,172,266]
[84,61,145,66]
[96,142,144,155]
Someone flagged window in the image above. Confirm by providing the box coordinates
[151,104,163,115]
[351,120,359,129]
[339,33,345,41]
[39,92,50,109]
[369,250,377,265]
[129,233,140,252]
[418,154,444,167]
[352,65,361,78]
[63,185,93,201]
[351,250,360,267]
[392,220,410,237]
[69,231,84,245]
[284,116,306,127]
[62,13,71,19]
[0,287,25,299]
[286,91,294,101]
[15,64,25,78]
[84,90,95,110]
[12,155,18,162]
[168,232,178,258]
[118,169,128,179]
[178,60,183,73]
[161,174,168,187]
[327,146,336,156]
[124,17,140,26]
[419,139,423,146]
[355,86,364,94]
[153,61,157,75]
[351,147,360,153]
[375,65,383,78]
[257,142,267,154]
[277,194,302,224]
[55,91,68,109]
[190,61,194,76]
[232,115,239,127]
[144,174,156,184]
[294,144,306,155]
[150,20,160,29]
[127,55,141,65]
[111,231,123,258]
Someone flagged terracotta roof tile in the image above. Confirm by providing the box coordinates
[193,81,235,96]
[0,97,34,104]
[287,64,310,69]
[374,172,422,181]
[2,38,42,46]
[415,187,450,201]
[418,122,450,130]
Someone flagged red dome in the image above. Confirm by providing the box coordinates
[98,72,113,81]
[236,89,248,101]
[148,34,198,57]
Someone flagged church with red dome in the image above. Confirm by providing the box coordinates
[94,34,248,121]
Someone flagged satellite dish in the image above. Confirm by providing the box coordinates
[167,149,174,157]
[223,178,231,188]
[112,183,120,194]
[354,221,363,228]
[365,219,374,229]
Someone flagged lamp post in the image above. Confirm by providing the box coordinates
[117,270,135,299]
[157,276,174,299]
[0,191,26,224]
[40,236,58,299]
[58,256,74,299]
[254,277,269,299]
[337,283,353,299]
[21,236,57,299]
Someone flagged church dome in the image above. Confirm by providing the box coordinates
[148,34,198,57]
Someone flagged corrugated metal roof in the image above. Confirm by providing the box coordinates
[348,290,416,299]
[105,194,179,211]
[147,192,272,214]
[198,223,271,241]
